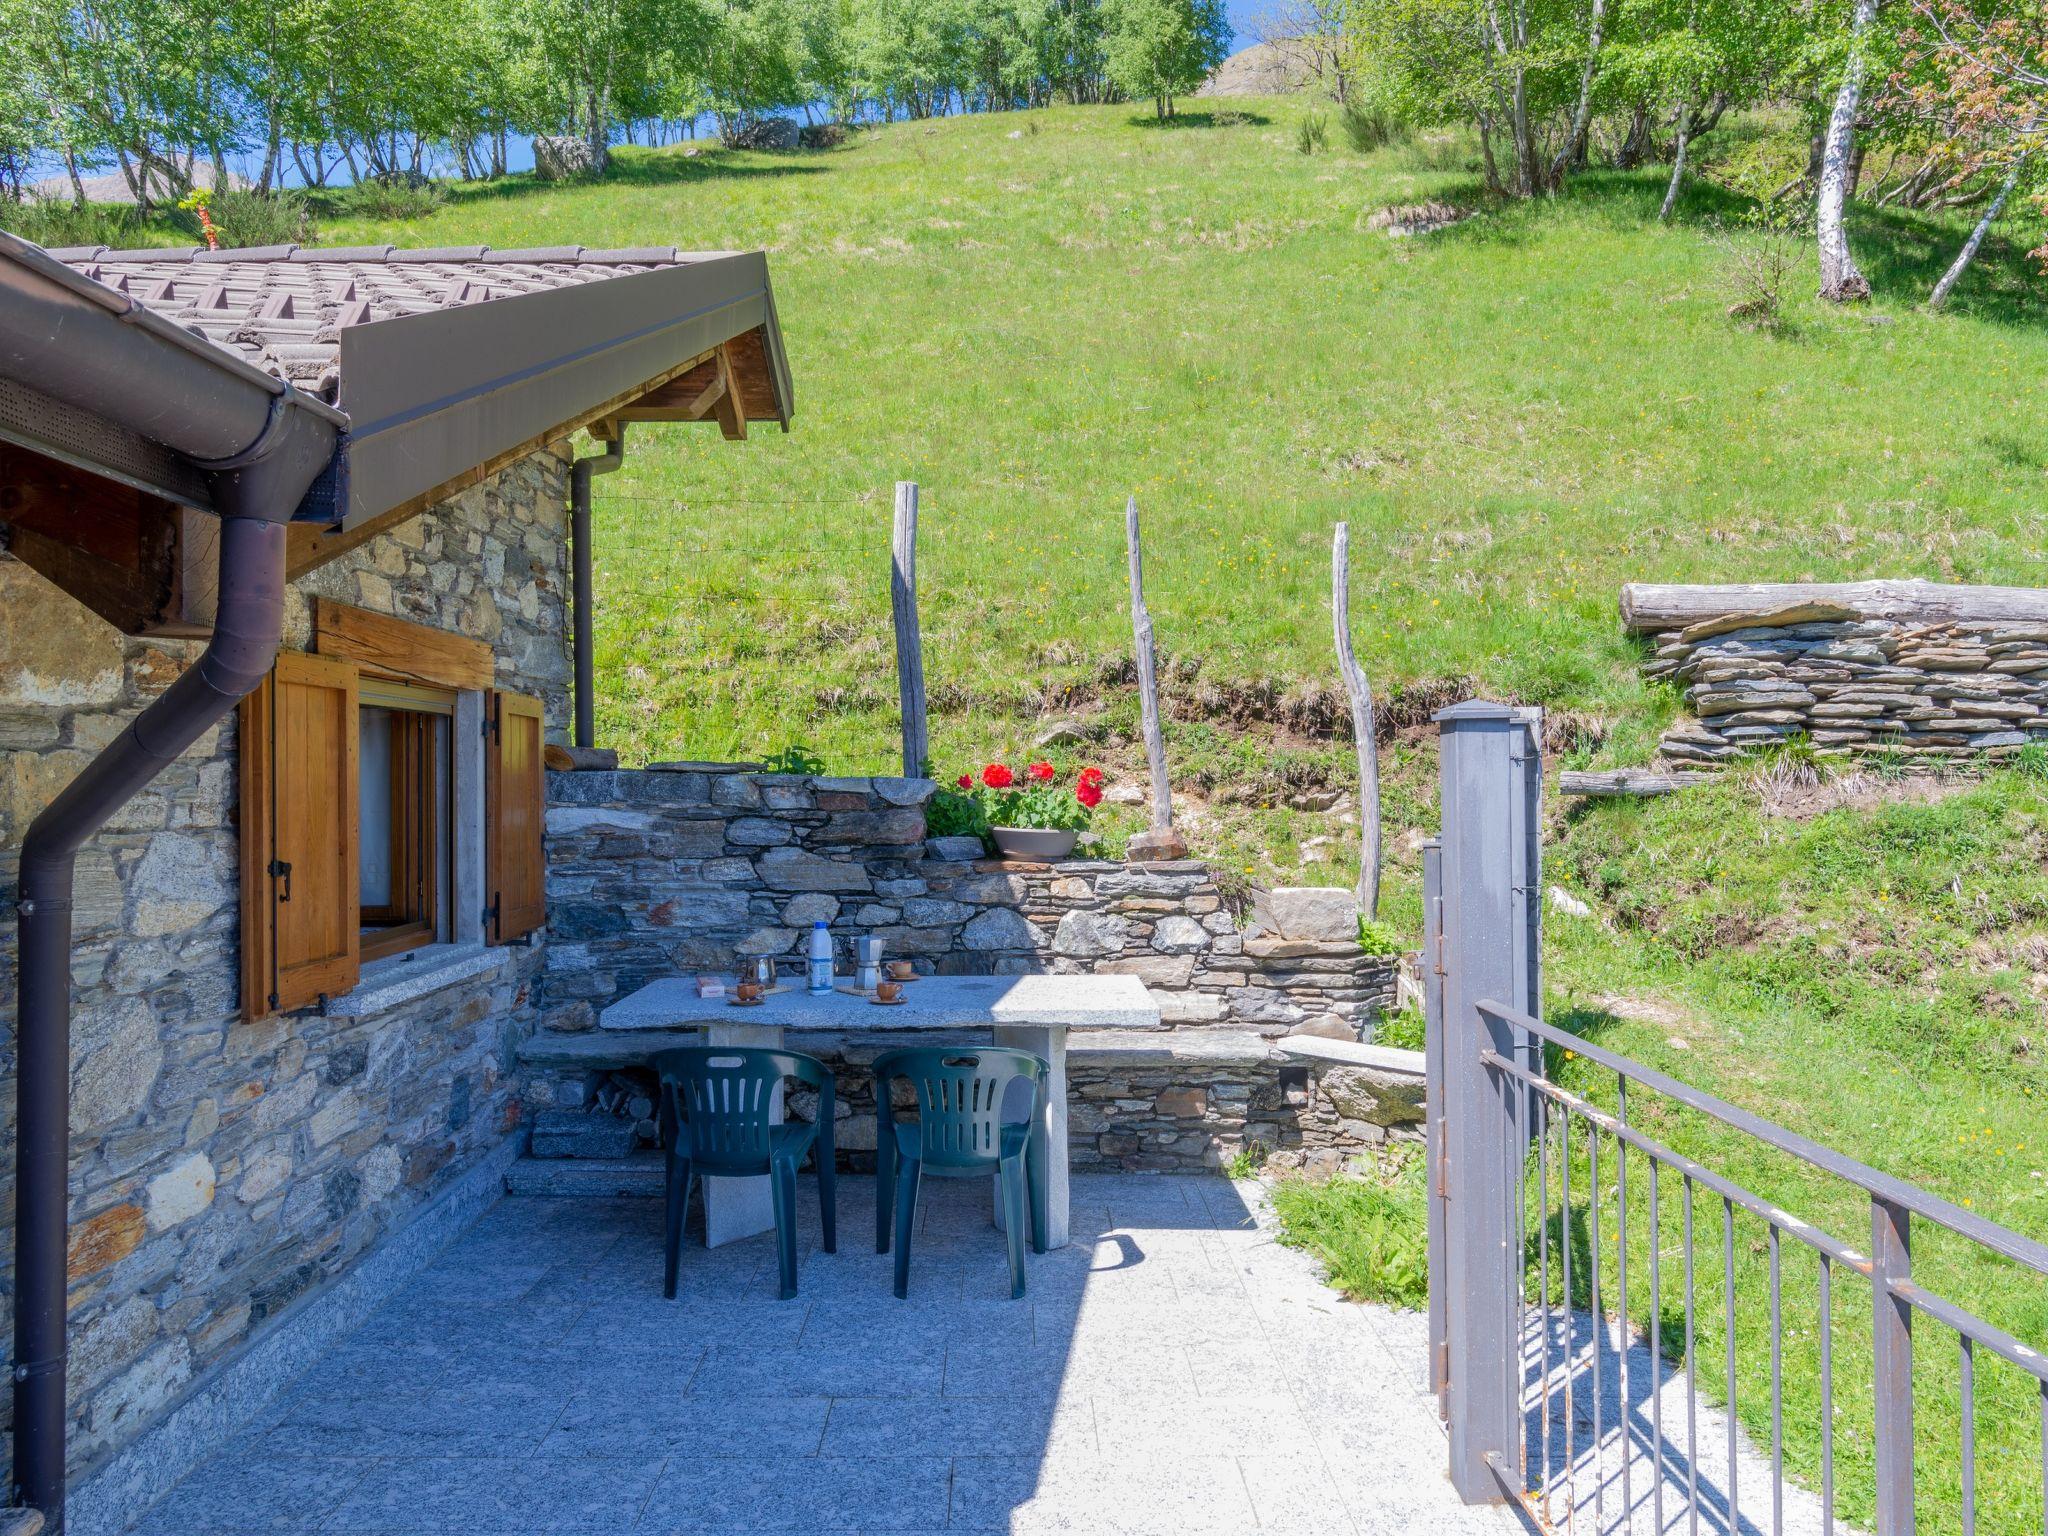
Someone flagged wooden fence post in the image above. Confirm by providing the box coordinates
[891,481,927,779]
[1332,522,1381,919]
[1124,496,1185,861]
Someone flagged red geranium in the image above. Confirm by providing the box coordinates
[1027,760,1055,782]
[1076,778,1104,809]
[957,774,973,790]
[981,763,1014,789]
[1078,766,1105,788]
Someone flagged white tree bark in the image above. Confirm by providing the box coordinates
[1332,524,1381,920]
[1929,155,2025,311]
[1817,0,1879,301]
[1551,0,1608,188]
[1660,98,1692,221]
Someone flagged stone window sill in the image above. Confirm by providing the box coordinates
[323,943,509,1019]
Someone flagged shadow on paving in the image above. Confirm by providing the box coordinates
[116,1172,1528,1536]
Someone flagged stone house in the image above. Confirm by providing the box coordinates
[0,233,790,1534]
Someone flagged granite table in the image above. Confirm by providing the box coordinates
[598,973,1161,1249]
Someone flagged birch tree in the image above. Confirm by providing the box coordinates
[1817,0,1880,298]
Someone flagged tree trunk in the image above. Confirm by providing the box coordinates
[1660,99,1691,221]
[1817,0,1877,301]
[1618,578,2048,634]
[1549,0,1607,189]
[61,144,85,208]
[1615,102,1652,169]
[1477,111,1503,196]
[1929,155,2024,311]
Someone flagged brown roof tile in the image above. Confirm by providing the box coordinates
[47,243,703,405]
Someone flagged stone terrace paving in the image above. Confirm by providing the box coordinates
[117,1173,1522,1536]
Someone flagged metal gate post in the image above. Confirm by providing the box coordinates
[1423,839,1447,1417]
[1872,1195,1915,1536]
[1435,700,1541,1503]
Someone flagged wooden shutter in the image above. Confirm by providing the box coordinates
[239,651,359,1019]
[486,690,545,944]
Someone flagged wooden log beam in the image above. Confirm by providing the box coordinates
[1621,579,2048,635]
[1558,768,1714,797]
[544,744,620,771]
[891,481,927,778]
[0,443,212,636]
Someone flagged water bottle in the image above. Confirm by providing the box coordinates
[807,921,834,994]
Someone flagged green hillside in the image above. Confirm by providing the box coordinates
[313,104,2048,824]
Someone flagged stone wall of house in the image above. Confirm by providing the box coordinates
[1647,616,2048,766]
[0,444,572,1478]
[539,767,1398,1037]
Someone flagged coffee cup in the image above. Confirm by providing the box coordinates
[876,980,903,1003]
[887,960,915,982]
[736,980,761,1003]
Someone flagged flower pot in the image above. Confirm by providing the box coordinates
[991,826,1079,860]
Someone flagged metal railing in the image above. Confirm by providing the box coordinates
[1427,702,2048,1536]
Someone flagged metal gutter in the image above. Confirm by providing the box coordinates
[0,237,341,1535]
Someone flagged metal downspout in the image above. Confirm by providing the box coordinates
[11,401,336,1534]
[569,428,625,750]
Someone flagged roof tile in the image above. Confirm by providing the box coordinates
[52,242,703,406]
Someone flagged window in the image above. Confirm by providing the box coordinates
[358,678,454,962]
[239,601,547,1020]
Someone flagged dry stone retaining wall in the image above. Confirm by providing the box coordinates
[540,767,1398,1038]
[1647,617,2048,765]
[534,767,1414,1173]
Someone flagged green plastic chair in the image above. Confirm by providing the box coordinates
[872,1045,1047,1300]
[652,1045,837,1301]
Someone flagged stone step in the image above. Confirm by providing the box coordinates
[504,1151,664,1198]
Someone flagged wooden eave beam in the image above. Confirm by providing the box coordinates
[0,442,213,636]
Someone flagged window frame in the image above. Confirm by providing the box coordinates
[357,676,456,964]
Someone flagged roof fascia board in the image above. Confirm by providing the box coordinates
[335,255,775,530]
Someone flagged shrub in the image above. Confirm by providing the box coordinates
[1339,101,1399,154]
[340,176,446,222]
[1295,112,1328,155]
[760,742,825,775]
[203,188,313,248]
[1272,1153,1430,1308]
[3,196,149,250]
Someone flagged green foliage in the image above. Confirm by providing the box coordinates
[1373,1005,1427,1050]
[1294,110,1328,154]
[337,177,447,221]
[1100,0,1228,116]
[205,188,313,247]
[1271,1154,1431,1308]
[2,196,152,249]
[1339,99,1400,153]
[1356,915,1408,955]
[924,785,992,844]
[2012,743,2048,783]
[1224,1140,1269,1178]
